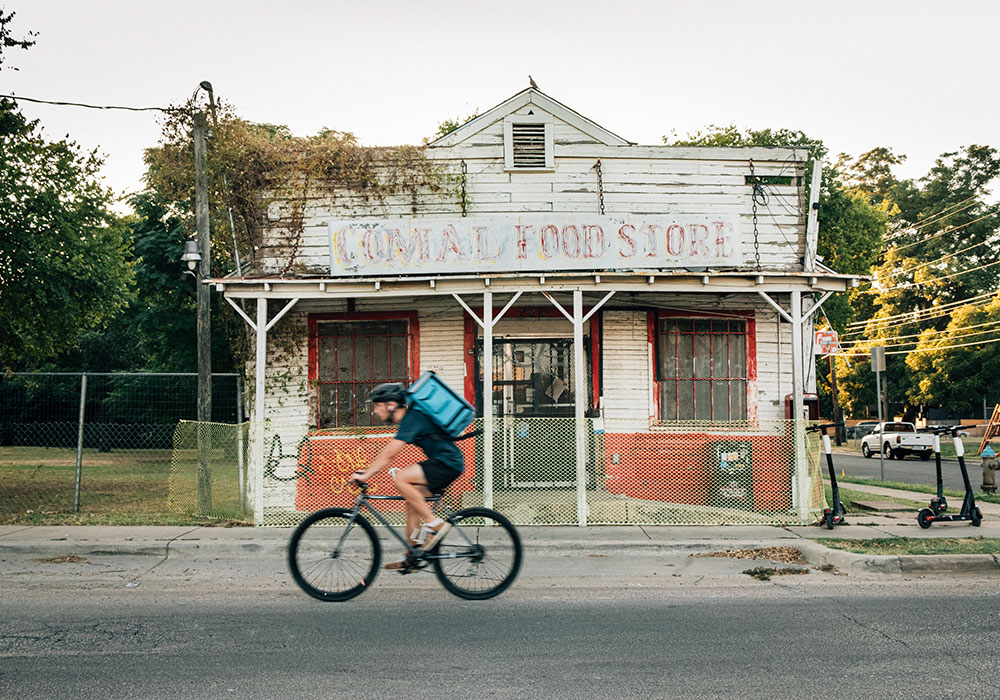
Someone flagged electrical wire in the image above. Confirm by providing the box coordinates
[845,290,997,327]
[1,93,184,114]
[843,324,1000,350]
[841,316,1000,345]
[858,258,1000,295]
[883,235,999,278]
[883,197,980,240]
[889,213,997,252]
[842,333,1000,357]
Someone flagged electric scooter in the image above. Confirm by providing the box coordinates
[809,422,847,529]
[921,426,950,516]
[917,425,983,529]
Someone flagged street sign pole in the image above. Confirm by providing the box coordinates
[872,346,886,481]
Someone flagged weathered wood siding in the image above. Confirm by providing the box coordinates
[257,104,806,274]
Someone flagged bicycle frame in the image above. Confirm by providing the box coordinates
[338,486,477,561]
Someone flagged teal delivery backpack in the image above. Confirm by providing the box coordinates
[406,371,475,438]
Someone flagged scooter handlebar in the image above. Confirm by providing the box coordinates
[806,422,845,433]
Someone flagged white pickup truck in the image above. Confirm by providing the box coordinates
[860,422,936,460]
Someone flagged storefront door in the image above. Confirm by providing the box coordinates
[475,338,586,488]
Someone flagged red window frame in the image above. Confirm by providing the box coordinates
[648,310,757,422]
[307,311,420,428]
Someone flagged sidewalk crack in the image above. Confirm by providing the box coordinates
[637,525,653,540]
[125,527,200,587]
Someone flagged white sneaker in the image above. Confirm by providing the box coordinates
[421,521,452,550]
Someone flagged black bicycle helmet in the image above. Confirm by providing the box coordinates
[368,382,408,406]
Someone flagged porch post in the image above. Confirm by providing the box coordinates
[254,297,267,526]
[573,290,588,527]
[790,290,809,524]
[482,291,494,510]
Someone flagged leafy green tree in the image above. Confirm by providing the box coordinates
[0,11,134,369]
[906,297,1000,415]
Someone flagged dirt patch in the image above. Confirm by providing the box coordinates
[743,567,810,582]
[691,546,808,565]
[41,554,88,564]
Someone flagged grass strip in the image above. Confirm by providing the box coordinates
[822,484,925,512]
[822,537,1000,556]
[836,476,1000,505]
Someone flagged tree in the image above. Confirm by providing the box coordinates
[0,11,134,369]
[906,297,1000,415]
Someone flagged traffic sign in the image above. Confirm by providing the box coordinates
[813,329,840,355]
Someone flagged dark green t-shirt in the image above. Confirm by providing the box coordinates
[395,407,464,473]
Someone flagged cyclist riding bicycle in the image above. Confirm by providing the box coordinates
[348,382,463,570]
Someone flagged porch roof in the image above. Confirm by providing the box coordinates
[211,268,863,300]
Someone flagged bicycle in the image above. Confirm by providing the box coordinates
[287,481,523,601]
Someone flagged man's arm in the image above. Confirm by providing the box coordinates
[351,438,407,484]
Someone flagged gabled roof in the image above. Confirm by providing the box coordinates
[428,87,634,148]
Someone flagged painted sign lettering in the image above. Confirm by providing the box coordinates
[327,215,741,277]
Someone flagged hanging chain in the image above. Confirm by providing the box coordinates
[595,159,605,215]
[460,159,468,217]
[749,158,762,271]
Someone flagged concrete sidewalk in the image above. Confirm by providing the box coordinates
[2,514,999,577]
[2,481,999,577]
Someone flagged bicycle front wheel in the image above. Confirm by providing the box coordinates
[431,507,522,600]
[288,508,381,602]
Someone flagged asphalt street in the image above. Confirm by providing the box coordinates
[832,447,987,493]
[3,541,1000,699]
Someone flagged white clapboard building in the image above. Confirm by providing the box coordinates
[215,87,858,527]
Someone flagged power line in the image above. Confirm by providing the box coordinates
[883,234,999,279]
[843,324,1000,350]
[1,93,183,114]
[858,258,1000,295]
[845,290,997,328]
[889,212,997,253]
[883,197,980,241]
[843,333,1000,357]
[841,303,997,338]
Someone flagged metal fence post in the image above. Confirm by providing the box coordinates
[236,376,245,513]
[73,373,87,513]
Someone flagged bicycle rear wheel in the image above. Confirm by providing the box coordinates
[288,508,381,602]
[431,507,522,600]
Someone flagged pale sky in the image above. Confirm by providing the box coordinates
[4,0,998,205]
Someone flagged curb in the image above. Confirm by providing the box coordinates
[793,540,1000,575]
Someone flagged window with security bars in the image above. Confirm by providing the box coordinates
[315,319,411,428]
[656,318,748,421]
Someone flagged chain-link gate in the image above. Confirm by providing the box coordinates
[244,417,824,527]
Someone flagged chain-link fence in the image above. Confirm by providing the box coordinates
[168,421,249,521]
[244,418,823,527]
[0,373,243,523]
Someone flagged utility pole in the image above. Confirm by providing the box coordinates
[194,111,212,513]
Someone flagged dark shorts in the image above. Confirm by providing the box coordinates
[420,459,462,493]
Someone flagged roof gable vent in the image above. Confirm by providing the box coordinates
[504,115,554,171]
[511,123,546,168]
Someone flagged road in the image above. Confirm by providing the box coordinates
[3,546,999,699]
[832,447,985,493]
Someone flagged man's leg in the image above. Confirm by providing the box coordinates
[393,464,436,525]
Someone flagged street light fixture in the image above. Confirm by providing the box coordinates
[181,240,202,273]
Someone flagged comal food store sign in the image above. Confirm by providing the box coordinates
[327,214,742,277]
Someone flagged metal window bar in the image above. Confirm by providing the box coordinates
[656,319,747,421]
[316,320,411,428]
